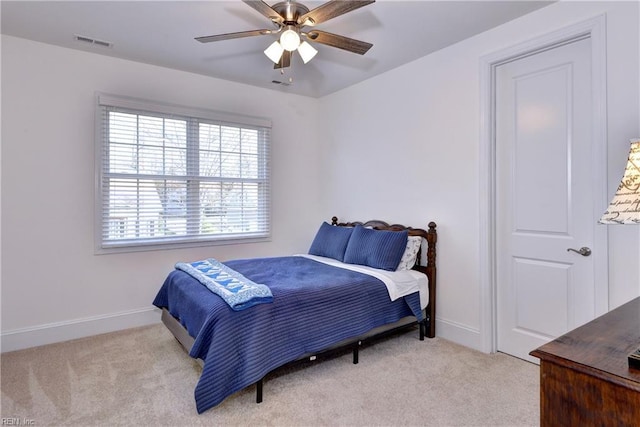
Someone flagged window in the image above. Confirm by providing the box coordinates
[96,94,271,252]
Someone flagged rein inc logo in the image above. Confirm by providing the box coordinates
[1,419,35,426]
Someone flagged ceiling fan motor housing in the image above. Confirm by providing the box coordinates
[272,1,310,25]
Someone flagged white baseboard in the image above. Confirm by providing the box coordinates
[1,307,162,353]
[435,317,485,352]
[2,309,485,354]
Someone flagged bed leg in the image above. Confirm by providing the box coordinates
[256,378,263,404]
[353,341,361,364]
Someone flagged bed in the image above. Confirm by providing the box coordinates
[153,216,437,413]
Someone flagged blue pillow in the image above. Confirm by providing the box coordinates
[308,222,354,261]
[343,225,408,271]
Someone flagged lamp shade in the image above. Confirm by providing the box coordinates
[264,40,284,64]
[280,27,300,52]
[297,41,317,64]
[599,139,640,224]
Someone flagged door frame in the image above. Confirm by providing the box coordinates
[479,15,609,353]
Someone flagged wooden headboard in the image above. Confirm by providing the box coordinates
[331,216,437,338]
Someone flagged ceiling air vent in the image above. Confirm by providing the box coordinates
[73,34,113,48]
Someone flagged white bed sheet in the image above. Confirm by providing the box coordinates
[300,254,429,309]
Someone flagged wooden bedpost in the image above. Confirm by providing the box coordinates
[425,222,437,338]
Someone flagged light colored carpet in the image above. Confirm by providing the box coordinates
[1,324,539,426]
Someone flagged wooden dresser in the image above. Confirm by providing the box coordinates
[530,296,640,426]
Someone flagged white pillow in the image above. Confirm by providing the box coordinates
[396,236,422,270]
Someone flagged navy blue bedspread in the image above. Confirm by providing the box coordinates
[153,256,421,413]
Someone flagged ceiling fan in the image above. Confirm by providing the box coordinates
[196,0,375,69]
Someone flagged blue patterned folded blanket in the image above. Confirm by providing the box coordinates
[175,258,273,311]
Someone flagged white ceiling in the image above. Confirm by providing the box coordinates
[1,1,554,98]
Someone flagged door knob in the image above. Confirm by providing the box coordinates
[567,247,592,256]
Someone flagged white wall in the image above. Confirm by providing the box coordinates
[319,1,640,350]
[1,35,323,351]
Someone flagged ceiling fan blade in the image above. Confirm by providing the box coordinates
[297,0,375,26]
[305,30,372,55]
[274,50,291,69]
[195,29,273,43]
[242,0,284,25]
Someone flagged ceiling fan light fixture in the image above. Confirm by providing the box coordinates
[297,41,317,64]
[280,26,300,51]
[264,40,284,64]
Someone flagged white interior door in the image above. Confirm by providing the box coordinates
[496,37,600,363]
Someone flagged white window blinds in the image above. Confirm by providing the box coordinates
[95,93,271,251]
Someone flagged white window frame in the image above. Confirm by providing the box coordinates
[95,93,271,253]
